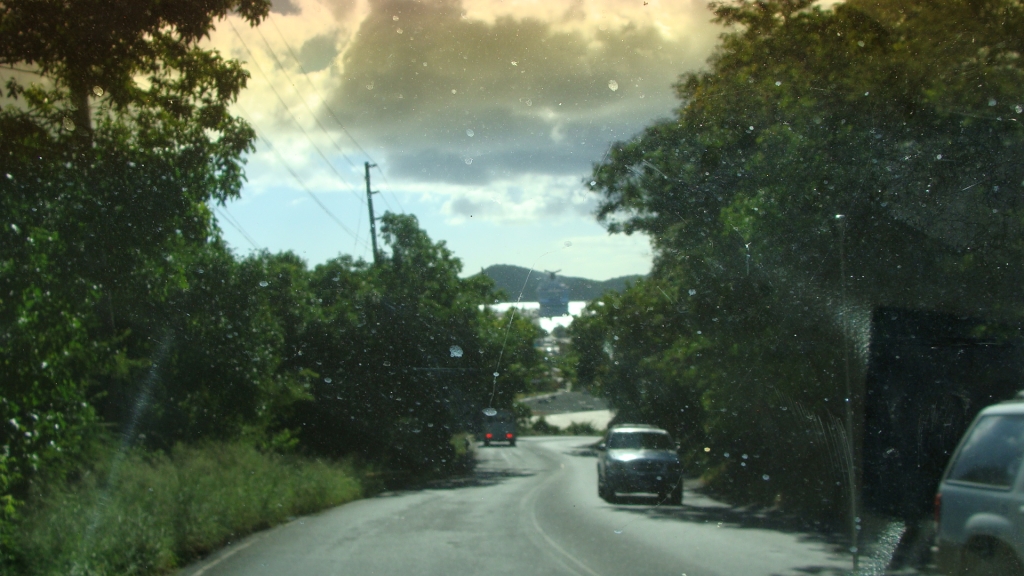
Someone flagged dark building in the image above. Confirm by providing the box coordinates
[861,307,1024,521]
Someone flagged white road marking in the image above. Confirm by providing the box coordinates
[192,535,261,576]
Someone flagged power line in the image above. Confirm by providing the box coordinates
[215,206,262,250]
[237,103,370,253]
[229,19,365,208]
[267,15,374,161]
[267,14,406,214]
[254,25,361,175]
[374,164,405,214]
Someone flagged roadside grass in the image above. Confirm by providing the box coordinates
[10,443,365,576]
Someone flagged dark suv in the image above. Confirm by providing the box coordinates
[597,424,682,504]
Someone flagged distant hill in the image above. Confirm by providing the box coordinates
[477,264,644,302]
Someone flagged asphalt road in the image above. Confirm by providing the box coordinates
[180,437,852,576]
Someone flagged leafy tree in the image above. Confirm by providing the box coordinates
[585,0,1024,518]
[129,245,313,448]
[0,0,271,538]
[291,214,543,473]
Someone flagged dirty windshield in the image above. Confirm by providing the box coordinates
[2,0,1023,574]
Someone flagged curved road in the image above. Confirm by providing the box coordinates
[180,437,850,576]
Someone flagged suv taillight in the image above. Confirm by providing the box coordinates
[506,433,514,439]
[934,492,942,523]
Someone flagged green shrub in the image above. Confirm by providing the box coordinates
[565,421,599,436]
[10,443,363,576]
[530,417,561,435]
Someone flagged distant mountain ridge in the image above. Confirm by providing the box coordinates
[477,264,644,302]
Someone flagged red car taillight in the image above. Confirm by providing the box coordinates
[485,433,493,439]
[506,433,514,439]
[934,492,942,523]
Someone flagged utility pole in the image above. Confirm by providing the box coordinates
[365,161,379,265]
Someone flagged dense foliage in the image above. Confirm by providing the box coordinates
[577,0,1024,519]
[0,0,541,566]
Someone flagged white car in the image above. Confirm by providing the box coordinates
[936,399,1024,575]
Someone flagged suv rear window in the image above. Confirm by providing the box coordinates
[607,432,674,450]
[948,414,1024,487]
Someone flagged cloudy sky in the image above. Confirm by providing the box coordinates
[206,0,722,280]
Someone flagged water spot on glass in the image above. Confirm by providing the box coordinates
[384,361,391,366]
[639,93,645,99]
[511,61,518,66]
[324,377,332,383]
[493,372,499,377]
[864,91,870,96]
[483,407,497,416]
[688,289,697,296]
[525,99,532,106]
[613,529,623,534]
[92,86,104,97]
[464,157,473,165]
[366,82,374,90]
[564,241,572,247]
[397,28,403,34]
[723,452,730,458]
[450,345,464,358]
[451,89,457,94]
[590,180,596,186]
[1016,105,1023,113]
[717,522,723,528]
[422,61,427,67]
[62,117,75,131]
[393,15,399,20]
[762,474,770,480]
[936,154,943,160]
[259,281,269,287]
[857,40,865,47]
[988,98,997,107]
[608,80,619,91]
[427,423,434,428]
[466,129,474,137]
[775,81,782,86]
[742,454,748,459]
[780,406,787,411]
[704,447,710,452]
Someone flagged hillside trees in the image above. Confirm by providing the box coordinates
[582,0,1024,516]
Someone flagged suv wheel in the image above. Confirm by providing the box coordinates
[963,539,1024,576]
[598,478,615,502]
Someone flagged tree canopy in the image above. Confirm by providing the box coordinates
[579,0,1024,518]
[2,2,543,562]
